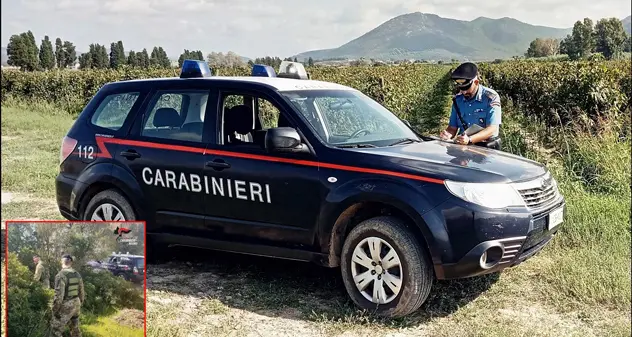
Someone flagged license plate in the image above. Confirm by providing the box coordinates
[548,207,564,230]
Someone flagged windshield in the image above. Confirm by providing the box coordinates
[281,89,419,147]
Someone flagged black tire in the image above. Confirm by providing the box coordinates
[83,189,136,221]
[340,216,434,317]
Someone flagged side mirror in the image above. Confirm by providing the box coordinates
[265,127,309,154]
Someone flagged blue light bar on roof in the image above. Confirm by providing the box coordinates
[251,64,277,77]
[180,59,212,78]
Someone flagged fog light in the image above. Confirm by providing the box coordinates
[480,246,503,269]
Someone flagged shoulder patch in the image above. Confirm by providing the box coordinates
[484,89,498,100]
[484,88,501,107]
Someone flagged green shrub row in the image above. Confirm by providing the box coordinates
[478,60,631,130]
[0,65,453,132]
[2,60,629,133]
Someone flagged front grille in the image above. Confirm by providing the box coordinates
[513,172,560,210]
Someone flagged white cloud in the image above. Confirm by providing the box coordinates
[2,0,630,58]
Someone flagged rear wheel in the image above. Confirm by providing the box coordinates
[340,216,434,317]
[83,189,136,221]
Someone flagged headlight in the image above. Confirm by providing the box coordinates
[444,180,525,209]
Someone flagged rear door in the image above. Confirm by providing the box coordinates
[116,81,216,233]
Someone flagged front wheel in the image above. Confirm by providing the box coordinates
[340,216,434,317]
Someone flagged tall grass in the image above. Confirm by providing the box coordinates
[500,105,631,310]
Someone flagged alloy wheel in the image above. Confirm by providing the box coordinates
[350,237,403,304]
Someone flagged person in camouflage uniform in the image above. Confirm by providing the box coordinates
[49,254,85,337]
[33,255,51,289]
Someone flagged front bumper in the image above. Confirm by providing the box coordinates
[435,198,565,279]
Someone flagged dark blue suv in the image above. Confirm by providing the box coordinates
[56,61,565,317]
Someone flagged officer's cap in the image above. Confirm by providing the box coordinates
[62,254,73,261]
[451,62,478,79]
[451,62,479,88]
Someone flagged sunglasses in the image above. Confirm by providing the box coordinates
[454,78,473,91]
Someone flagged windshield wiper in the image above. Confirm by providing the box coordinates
[388,138,422,146]
[335,143,377,148]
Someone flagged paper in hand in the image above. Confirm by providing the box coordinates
[464,124,484,136]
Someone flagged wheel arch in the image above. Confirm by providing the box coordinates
[322,196,443,270]
[73,164,147,220]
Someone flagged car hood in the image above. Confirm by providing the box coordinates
[353,140,547,183]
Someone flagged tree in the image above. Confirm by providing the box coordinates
[79,52,92,69]
[139,48,150,68]
[127,50,138,67]
[178,49,204,67]
[251,56,283,69]
[560,18,595,60]
[62,41,77,68]
[84,43,109,69]
[109,42,119,69]
[594,18,628,59]
[38,36,55,70]
[525,38,560,58]
[625,34,632,53]
[55,37,64,68]
[6,31,39,71]
[308,57,314,66]
[109,41,126,69]
[157,47,171,68]
[116,40,126,67]
[207,51,245,67]
[150,47,162,67]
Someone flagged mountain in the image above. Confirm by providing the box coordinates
[294,12,576,61]
[623,15,631,34]
[1,47,7,65]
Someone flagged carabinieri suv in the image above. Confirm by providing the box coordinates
[56,60,565,317]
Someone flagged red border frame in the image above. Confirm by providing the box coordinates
[3,220,147,337]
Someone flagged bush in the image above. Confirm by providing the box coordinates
[478,60,631,132]
[80,267,144,316]
[7,253,54,337]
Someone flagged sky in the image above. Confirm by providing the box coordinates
[1,0,630,59]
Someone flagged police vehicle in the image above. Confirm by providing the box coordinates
[103,252,145,283]
[56,60,565,317]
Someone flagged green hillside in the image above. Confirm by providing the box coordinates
[294,12,586,61]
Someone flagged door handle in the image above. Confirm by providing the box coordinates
[205,159,230,170]
[120,150,141,159]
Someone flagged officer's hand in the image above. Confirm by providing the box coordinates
[440,130,453,140]
[455,134,470,145]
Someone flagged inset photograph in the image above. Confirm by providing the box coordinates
[4,221,146,337]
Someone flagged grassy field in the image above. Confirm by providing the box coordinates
[1,97,630,336]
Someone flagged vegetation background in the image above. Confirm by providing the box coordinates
[5,222,145,337]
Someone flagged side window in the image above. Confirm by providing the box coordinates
[141,90,210,143]
[257,98,281,129]
[220,93,285,147]
[91,92,140,131]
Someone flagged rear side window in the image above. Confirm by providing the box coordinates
[141,90,211,143]
[91,92,140,131]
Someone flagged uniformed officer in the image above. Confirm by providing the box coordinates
[49,254,84,337]
[440,62,502,150]
[33,254,51,289]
